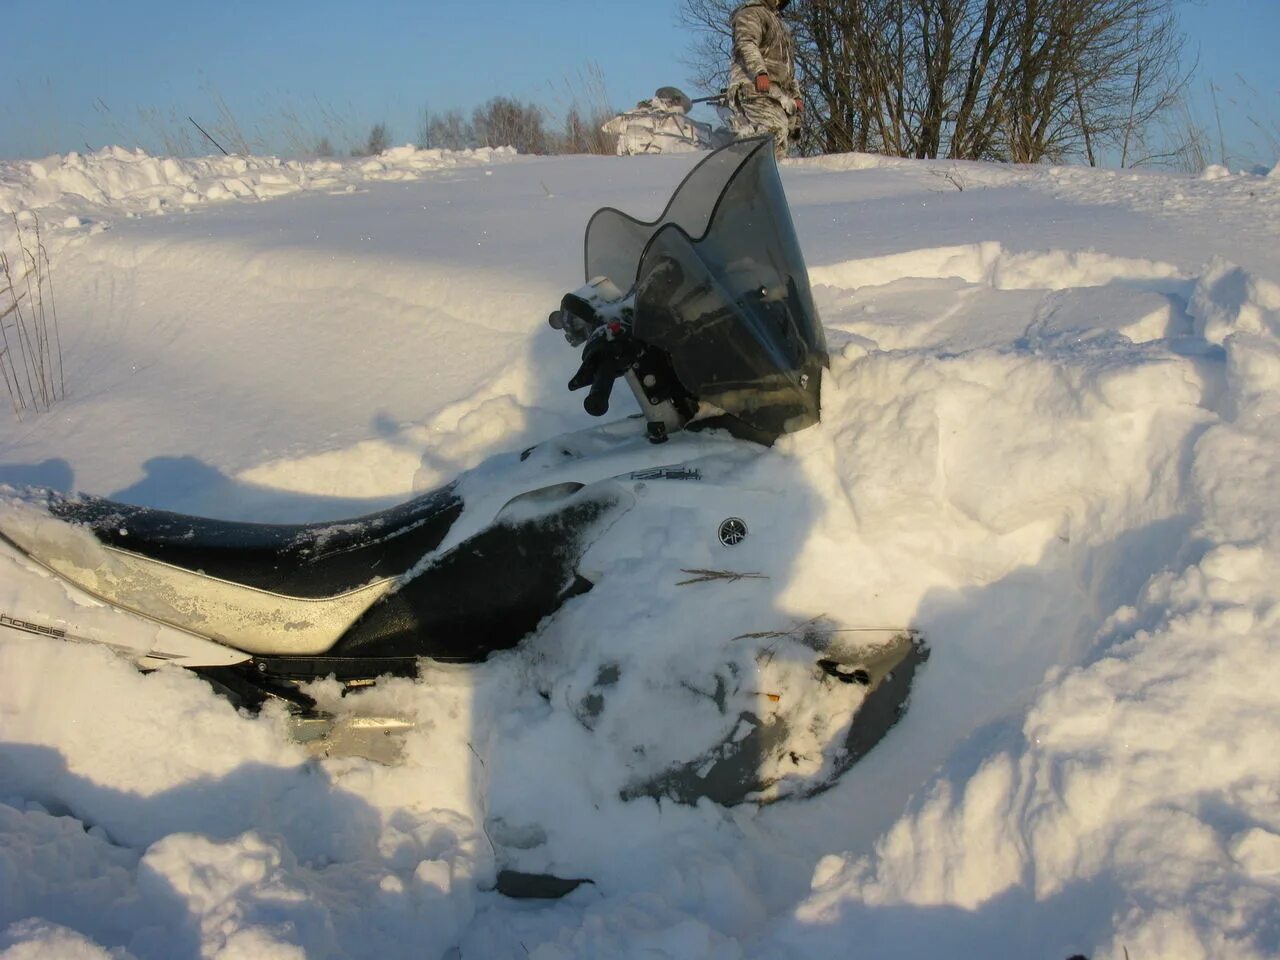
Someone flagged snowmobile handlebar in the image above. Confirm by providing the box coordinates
[583,362,618,417]
[566,321,635,417]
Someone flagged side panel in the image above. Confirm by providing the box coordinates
[330,482,634,661]
[0,512,396,656]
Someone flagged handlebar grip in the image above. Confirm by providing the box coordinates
[583,363,617,417]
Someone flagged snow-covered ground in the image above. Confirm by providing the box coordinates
[1,143,1279,959]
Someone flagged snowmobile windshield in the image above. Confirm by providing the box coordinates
[584,136,828,439]
[584,140,762,286]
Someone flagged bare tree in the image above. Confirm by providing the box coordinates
[416,107,433,149]
[679,0,1188,163]
[426,110,476,151]
[352,122,391,157]
[548,62,620,155]
[677,0,737,95]
[472,97,551,154]
[1001,0,1188,164]
[560,106,619,155]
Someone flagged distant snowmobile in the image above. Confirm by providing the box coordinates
[601,86,733,156]
[0,137,925,807]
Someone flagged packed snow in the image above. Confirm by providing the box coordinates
[1,142,1279,959]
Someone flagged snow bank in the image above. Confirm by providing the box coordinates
[0,633,488,959]
[809,241,1186,293]
[792,151,911,173]
[0,143,516,260]
[770,259,1280,960]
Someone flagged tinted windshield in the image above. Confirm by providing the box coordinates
[584,141,769,288]
[591,137,828,439]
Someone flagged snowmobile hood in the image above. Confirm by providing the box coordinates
[584,137,827,439]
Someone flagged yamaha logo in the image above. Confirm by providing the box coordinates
[718,518,748,546]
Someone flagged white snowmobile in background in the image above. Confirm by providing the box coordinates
[0,137,925,811]
[602,86,735,156]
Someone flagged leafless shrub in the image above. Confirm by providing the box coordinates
[351,122,391,157]
[134,106,199,157]
[1217,75,1279,170]
[274,95,363,158]
[1240,90,1280,167]
[84,67,623,160]
[549,62,620,155]
[680,0,1190,164]
[472,97,552,154]
[1,215,65,420]
[1145,75,1279,173]
[415,107,433,150]
[415,64,619,156]
[420,109,476,151]
[209,91,254,155]
[1154,97,1211,172]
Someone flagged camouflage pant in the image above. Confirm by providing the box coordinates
[729,91,793,159]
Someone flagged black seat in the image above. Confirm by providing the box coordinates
[44,484,465,598]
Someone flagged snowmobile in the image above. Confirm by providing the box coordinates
[601,86,732,156]
[0,137,926,809]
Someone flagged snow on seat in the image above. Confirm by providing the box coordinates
[0,486,462,656]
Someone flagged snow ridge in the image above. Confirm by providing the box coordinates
[0,144,517,261]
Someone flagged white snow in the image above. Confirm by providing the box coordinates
[2,143,1279,959]
[0,144,516,261]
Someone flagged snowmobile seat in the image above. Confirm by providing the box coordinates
[38,484,464,599]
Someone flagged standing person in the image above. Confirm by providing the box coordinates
[728,0,802,159]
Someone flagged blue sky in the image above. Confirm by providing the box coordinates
[2,0,1277,165]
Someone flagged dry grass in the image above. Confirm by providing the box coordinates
[1,214,64,420]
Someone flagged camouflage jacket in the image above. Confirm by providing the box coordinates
[729,0,800,106]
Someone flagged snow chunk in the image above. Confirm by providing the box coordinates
[1231,829,1280,880]
[1027,286,1190,344]
[0,920,118,959]
[141,832,326,958]
[1188,257,1280,344]
[1199,163,1232,181]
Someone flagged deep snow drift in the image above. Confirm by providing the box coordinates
[1,143,1279,959]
